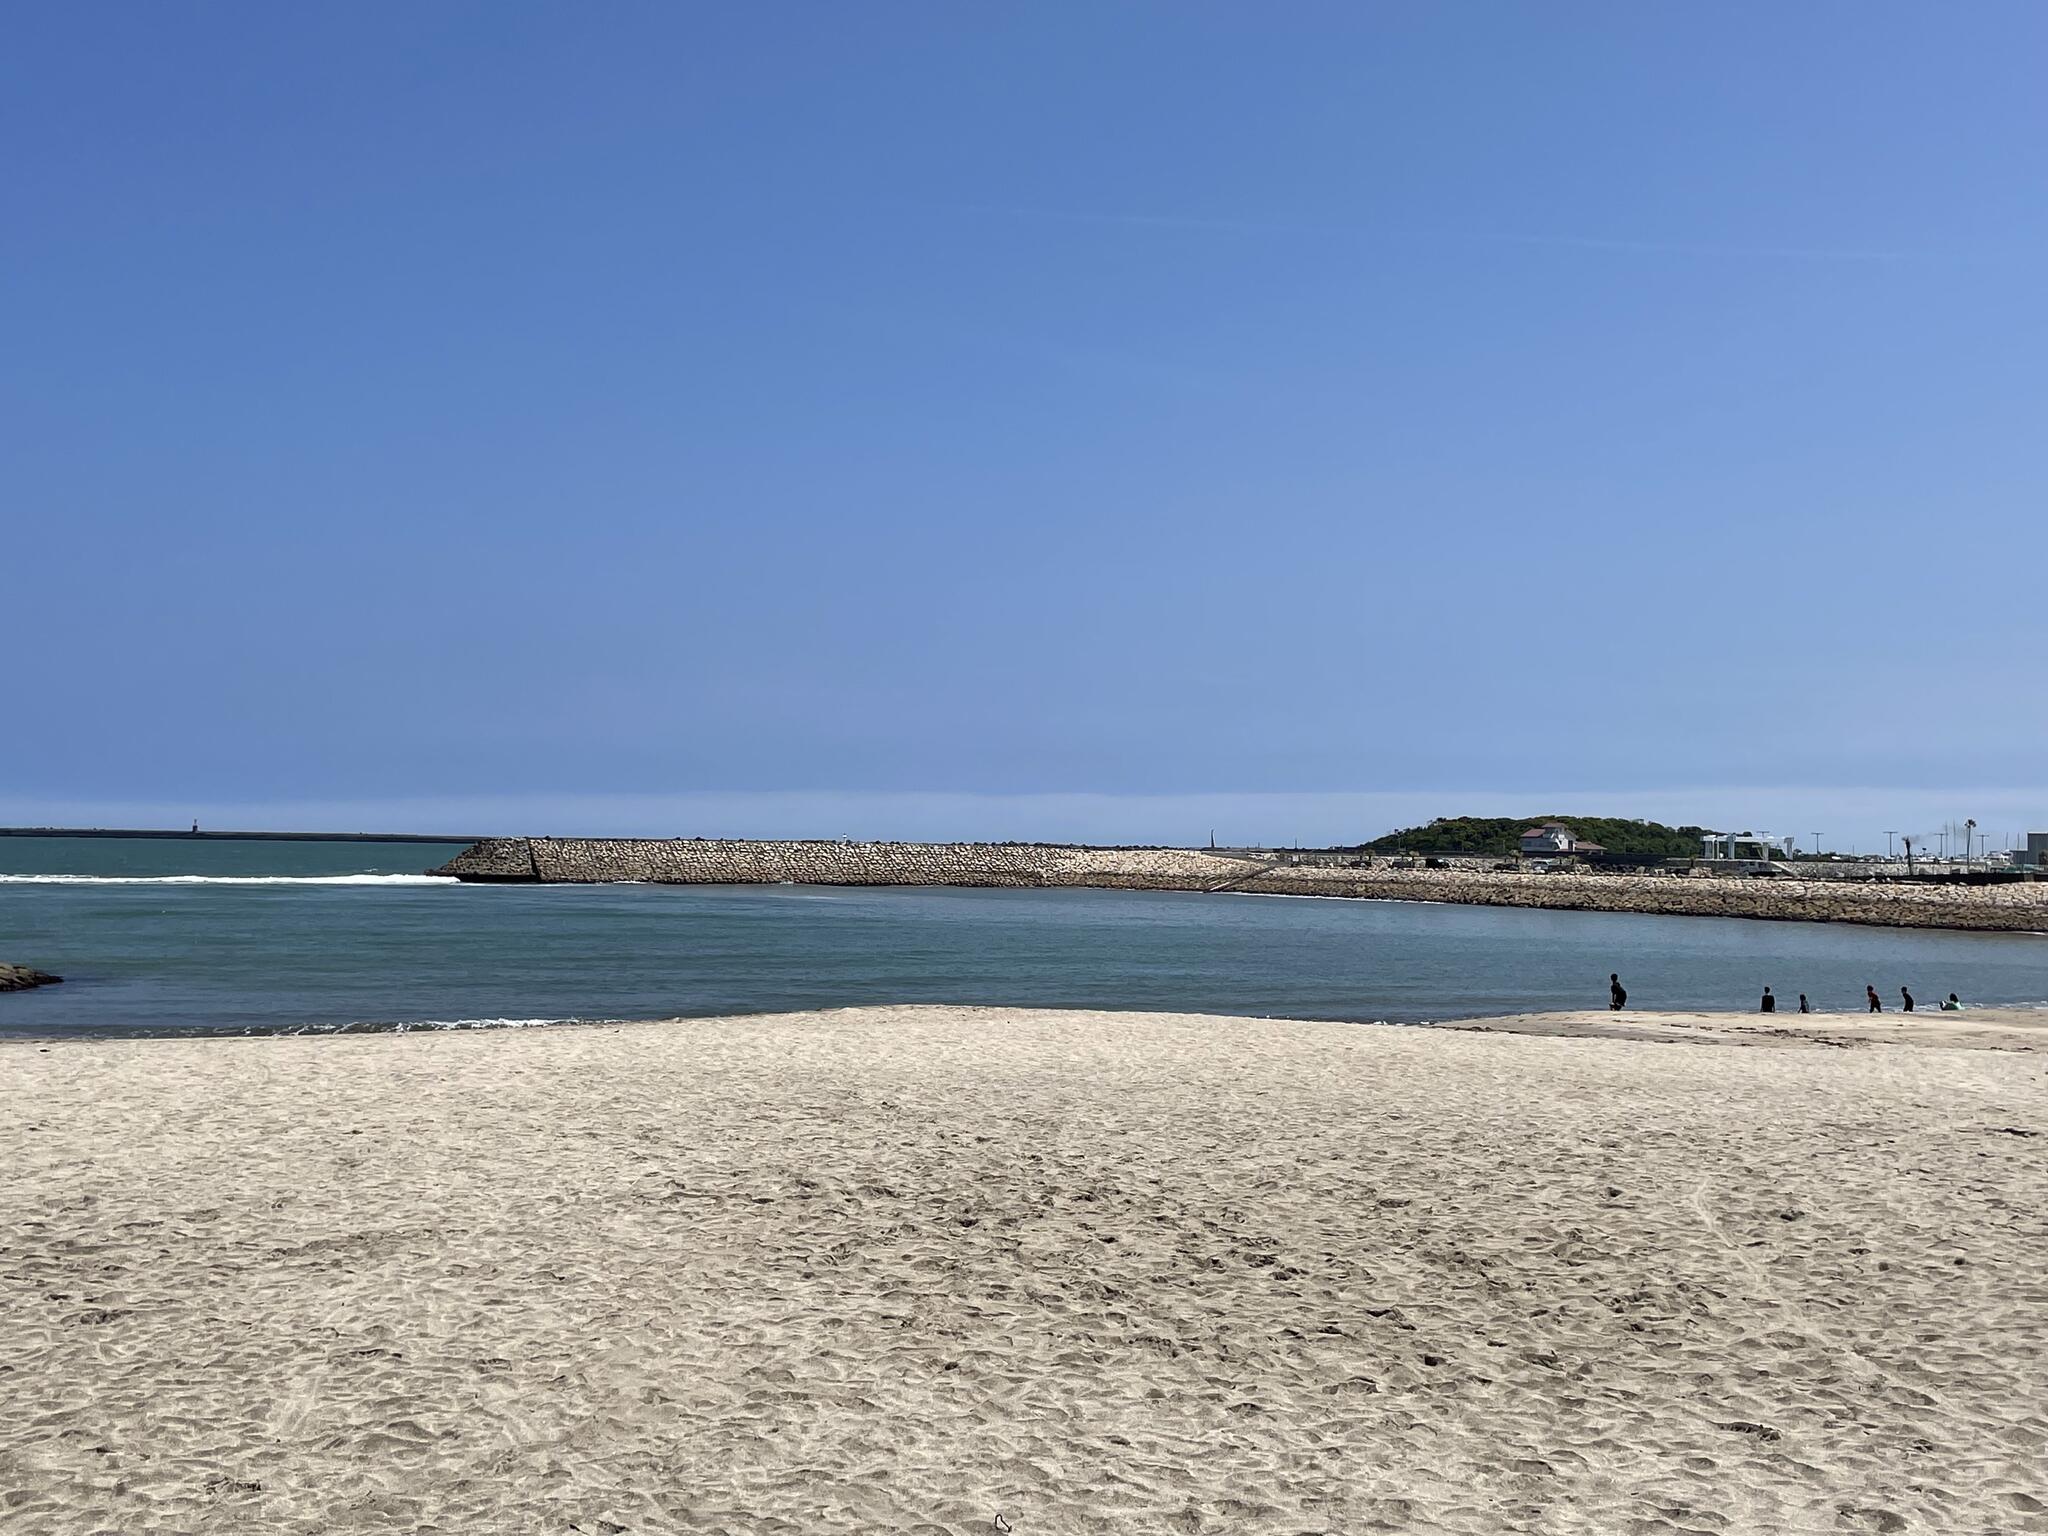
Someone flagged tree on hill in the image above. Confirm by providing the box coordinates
[1359,816,1710,859]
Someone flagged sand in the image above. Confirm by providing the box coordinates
[4,1006,2045,1535]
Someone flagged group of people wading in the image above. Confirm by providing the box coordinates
[1607,973,1965,1016]
[1857,983,1964,1014]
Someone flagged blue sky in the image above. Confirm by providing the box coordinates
[6,5,2044,845]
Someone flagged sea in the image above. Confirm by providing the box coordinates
[3,836,2045,1038]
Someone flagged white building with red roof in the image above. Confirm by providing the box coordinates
[1519,823,1605,857]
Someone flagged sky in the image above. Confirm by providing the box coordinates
[5,4,2045,848]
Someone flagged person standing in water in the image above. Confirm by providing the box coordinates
[1760,986,1776,1013]
[1609,973,1627,1011]
[1901,986,1915,1012]
[1866,984,1883,1013]
[1798,994,1811,1014]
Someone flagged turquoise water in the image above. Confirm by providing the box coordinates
[3,837,2044,1037]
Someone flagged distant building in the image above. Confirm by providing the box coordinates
[2017,832,2048,870]
[1520,823,1604,857]
[1700,831,1779,861]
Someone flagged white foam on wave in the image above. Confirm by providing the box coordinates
[381,1016,573,1033]
[1221,888,1430,905]
[0,873,458,886]
[283,1016,585,1036]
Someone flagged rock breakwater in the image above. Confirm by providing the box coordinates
[430,839,2048,933]
[1,964,62,992]
[434,838,1250,890]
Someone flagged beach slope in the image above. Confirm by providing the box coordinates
[4,1007,2044,1533]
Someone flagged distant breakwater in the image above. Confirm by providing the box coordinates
[431,839,2048,934]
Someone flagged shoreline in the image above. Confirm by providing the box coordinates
[7,1004,2043,1532]
[10,1000,2048,1047]
[433,837,2048,934]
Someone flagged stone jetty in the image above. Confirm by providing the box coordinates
[0,964,62,993]
[430,839,2048,934]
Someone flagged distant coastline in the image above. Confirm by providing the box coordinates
[431,837,2048,934]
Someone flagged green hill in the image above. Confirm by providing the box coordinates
[1361,816,1709,859]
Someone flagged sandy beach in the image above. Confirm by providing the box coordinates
[5,1006,2045,1535]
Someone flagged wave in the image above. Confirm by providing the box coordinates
[202,1015,588,1038]
[279,1015,580,1035]
[0,873,457,886]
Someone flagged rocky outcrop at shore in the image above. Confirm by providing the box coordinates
[430,839,2048,934]
[0,964,62,992]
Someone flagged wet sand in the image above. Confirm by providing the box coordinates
[4,1006,2045,1533]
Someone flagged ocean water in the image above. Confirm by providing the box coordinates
[2,837,2044,1038]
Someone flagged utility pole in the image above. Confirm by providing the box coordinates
[1813,832,1823,856]
[1885,830,1898,859]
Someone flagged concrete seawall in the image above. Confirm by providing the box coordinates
[430,839,2048,934]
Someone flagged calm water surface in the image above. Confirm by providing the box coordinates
[3,838,2044,1037]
